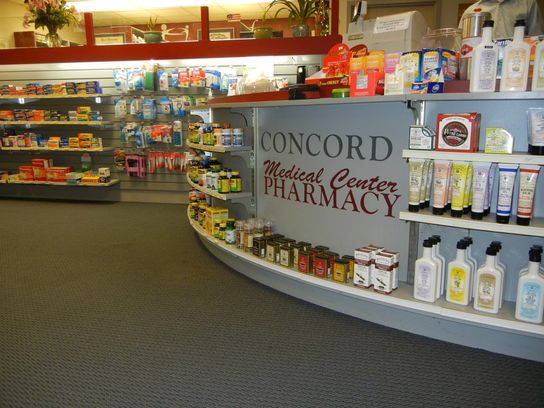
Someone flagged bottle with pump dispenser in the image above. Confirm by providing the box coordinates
[414,239,439,302]
[462,237,477,302]
[446,240,472,306]
[431,235,446,297]
[489,241,505,307]
[520,245,543,276]
[515,249,544,323]
[531,39,544,91]
[474,246,503,314]
[470,20,498,93]
[500,20,531,92]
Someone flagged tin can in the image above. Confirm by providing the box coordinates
[266,241,279,263]
[333,258,349,283]
[298,250,312,274]
[291,244,302,269]
[279,245,293,267]
[324,251,339,278]
[314,255,329,278]
[342,255,355,281]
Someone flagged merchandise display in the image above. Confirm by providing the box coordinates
[1,131,103,150]
[0,81,102,96]
[0,107,104,122]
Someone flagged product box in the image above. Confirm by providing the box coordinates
[18,165,34,181]
[409,125,435,150]
[436,113,481,152]
[421,48,457,83]
[400,51,422,82]
[205,207,228,235]
[81,174,100,184]
[78,133,93,148]
[353,246,373,288]
[484,128,513,154]
[46,166,71,182]
[65,172,83,185]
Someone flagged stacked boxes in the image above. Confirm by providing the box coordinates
[354,245,399,294]
[205,207,229,235]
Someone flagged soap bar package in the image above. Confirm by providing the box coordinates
[436,113,481,152]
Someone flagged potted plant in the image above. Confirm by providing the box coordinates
[144,17,162,43]
[253,12,273,39]
[265,0,318,37]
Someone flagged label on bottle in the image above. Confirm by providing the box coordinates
[476,273,496,310]
[535,51,544,89]
[497,169,517,216]
[478,48,497,91]
[415,264,433,299]
[504,48,528,89]
[519,282,541,320]
[447,266,466,303]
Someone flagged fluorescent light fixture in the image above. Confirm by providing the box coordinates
[68,0,268,12]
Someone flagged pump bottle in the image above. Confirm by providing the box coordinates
[515,249,544,323]
[414,239,439,302]
[520,245,544,276]
[446,240,472,306]
[462,237,477,302]
[470,20,498,93]
[531,39,544,91]
[500,20,531,92]
[489,241,506,307]
[431,235,446,297]
[474,246,503,314]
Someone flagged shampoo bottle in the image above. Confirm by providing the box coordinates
[431,235,446,297]
[531,39,544,91]
[520,245,544,276]
[515,249,544,323]
[500,20,531,92]
[470,20,498,93]
[462,237,477,301]
[446,240,472,306]
[474,246,503,314]
[428,236,443,300]
[414,239,439,302]
[489,241,506,306]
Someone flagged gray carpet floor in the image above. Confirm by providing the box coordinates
[0,199,543,408]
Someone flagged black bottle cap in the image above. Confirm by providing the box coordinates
[409,204,420,212]
[529,250,542,263]
[419,202,425,209]
[463,206,470,214]
[451,209,463,218]
[445,203,451,211]
[496,214,510,224]
[515,19,526,27]
[431,235,441,243]
[433,206,445,215]
[516,216,530,226]
[423,239,433,248]
[428,236,437,245]
[486,246,498,256]
[528,144,544,155]
[483,20,494,28]
[531,245,543,253]
[471,211,484,220]
[483,208,490,216]
[464,236,473,246]
[457,240,467,250]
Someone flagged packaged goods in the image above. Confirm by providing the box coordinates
[46,166,71,182]
[354,246,373,288]
[18,165,34,181]
[436,113,481,152]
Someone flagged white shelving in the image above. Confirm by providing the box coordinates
[1,146,114,152]
[186,174,252,201]
[399,209,544,237]
[7,179,120,187]
[187,207,544,338]
[186,141,252,153]
[0,93,109,100]
[0,120,111,126]
[402,149,544,165]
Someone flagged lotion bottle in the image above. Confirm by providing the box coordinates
[531,39,544,91]
[428,236,443,300]
[470,20,498,93]
[489,241,506,307]
[414,239,439,302]
[431,235,446,297]
[462,237,477,301]
[520,245,544,276]
[474,246,503,314]
[500,20,531,92]
[446,240,472,306]
[515,249,544,323]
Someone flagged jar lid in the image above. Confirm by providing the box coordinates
[231,171,239,176]
[331,88,350,98]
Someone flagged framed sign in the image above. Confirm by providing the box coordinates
[197,28,235,41]
[95,33,126,45]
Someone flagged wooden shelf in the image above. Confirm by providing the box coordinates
[187,207,544,338]
[399,208,544,237]
[0,121,111,126]
[1,146,114,152]
[402,149,544,165]
[186,141,252,153]
[186,174,251,201]
[6,179,120,187]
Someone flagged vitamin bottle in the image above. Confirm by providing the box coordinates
[473,246,503,314]
[229,170,242,192]
[515,249,544,323]
[500,20,530,92]
[446,240,472,306]
[217,170,230,194]
[414,239,439,302]
[470,20,498,93]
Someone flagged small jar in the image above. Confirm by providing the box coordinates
[253,219,264,238]
[209,157,221,172]
[217,171,230,193]
[229,171,242,192]
[213,128,223,146]
[225,219,236,244]
[243,220,254,252]
[213,221,221,238]
[206,171,213,189]
[222,128,232,146]
[211,171,219,191]
[219,222,226,240]
[233,128,244,146]
[235,220,244,249]
[263,220,273,236]
[198,168,207,187]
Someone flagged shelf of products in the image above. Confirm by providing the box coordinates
[186,141,252,153]
[187,207,544,338]
[0,121,111,126]
[0,94,108,100]
[402,149,544,165]
[7,179,120,187]
[0,146,114,152]
[186,174,252,201]
[399,209,544,237]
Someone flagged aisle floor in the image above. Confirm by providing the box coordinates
[1,199,543,408]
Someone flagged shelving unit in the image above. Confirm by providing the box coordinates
[186,174,252,201]
[1,146,114,152]
[186,141,252,153]
[0,121,111,126]
[187,208,544,340]
[402,149,544,165]
[0,94,110,100]
[7,179,120,187]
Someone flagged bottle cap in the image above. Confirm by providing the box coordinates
[428,236,437,245]
[496,214,510,224]
[531,245,543,254]
[457,240,467,250]
[529,250,542,263]
[471,211,484,220]
[486,246,497,256]
[431,235,441,243]
[515,19,526,27]
[516,216,530,226]
[483,20,494,28]
[409,204,420,212]
[423,239,433,248]
[451,209,463,217]
[432,206,445,215]
[464,236,473,245]
[490,241,502,250]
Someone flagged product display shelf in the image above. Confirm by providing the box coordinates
[399,209,544,237]
[0,146,114,152]
[7,179,120,187]
[402,149,544,165]
[186,175,252,201]
[186,141,252,153]
[187,208,544,339]
[0,94,110,100]
[406,91,544,102]
[0,121,111,126]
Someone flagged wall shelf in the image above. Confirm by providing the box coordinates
[402,149,544,165]
[6,179,120,187]
[1,146,114,152]
[0,121,111,126]
[399,209,544,237]
[186,175,251,201]
[186,141,252,153]
[0,94,109,100]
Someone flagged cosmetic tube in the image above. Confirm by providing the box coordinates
[471,162,492,220]
[516,164,541,225]
[496,163,519,224]
[425,160,433,208]
[408,158,425,212]
[450,161,470,217]
[419,159,431,209]
[463,163,474,214]
[484,163,497,216]
[432,160,451,215]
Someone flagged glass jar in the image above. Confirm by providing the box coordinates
[243,220,254,252]
[253,218,264,238]
[263,220,273,236]
[235,220,244,248]
[214,128,223,146]
[219,222,226,240]
[209,157,221,172]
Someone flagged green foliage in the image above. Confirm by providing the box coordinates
[265,0,318,26]
[147,17,158,32]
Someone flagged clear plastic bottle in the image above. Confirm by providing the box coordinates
[470,20,498,93]
[264,220,273,236]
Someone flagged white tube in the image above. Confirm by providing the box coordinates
[496,163,519,223]
[425,159,434,207]
[470,162,492,220]
[432,160,451,215]
[419,159,430,208]
[408,158,425,212]
[516,164,541,225]
[484,163,497,215]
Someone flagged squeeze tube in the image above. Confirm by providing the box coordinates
[450,161,470,217]
[516,164,541,225]
[496,163,519,224]
[470,162,492,220]
[432,160,451,215]
[408,158,425,212]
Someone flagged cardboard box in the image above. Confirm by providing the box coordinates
[205,207,228,235]
[436,113,480,152]
[46,166,71,182]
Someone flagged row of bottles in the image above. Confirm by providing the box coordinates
[470,19,544,93]
[414,238,544,323]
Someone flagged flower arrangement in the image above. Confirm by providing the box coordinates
[23,0,80,46]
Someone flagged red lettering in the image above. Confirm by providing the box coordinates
[319,185,338,208]
[274,178,285,199]
[360,191,379,215]
[340,190,358,212]
[304,183,317,205]
[287,182,300,201]
[264,176,273,194]
[382,193,401,217]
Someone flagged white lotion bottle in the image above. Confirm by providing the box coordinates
[474,246,503,314]
[414,239,439,303]
[470,20,498,93]
[515,249,544,323]
[446,240,472,306]
[500,19,531,92]
[489,241,506,307]
[463,237,477,302]
[428,236,444,300]
[520,245,544,276]
[531,39,544,91]
[431,235,446,297]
